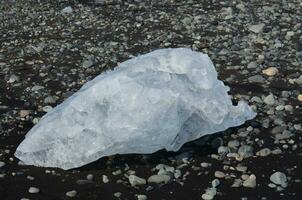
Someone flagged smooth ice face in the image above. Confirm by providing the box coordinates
[15,48,256,170]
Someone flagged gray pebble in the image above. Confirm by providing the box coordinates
[28,187,39,194]
[264,94,275,105]
[128,175,146,186]
[238,145,254,158]
[66,190,77,198]
[270,172,288,188]
[148,174,171,184]
[0,161,5,168]
[248,75,265,83]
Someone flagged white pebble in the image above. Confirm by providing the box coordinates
[28,187,40,194]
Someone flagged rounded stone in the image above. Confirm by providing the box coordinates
[66,190,77,198]
[28,187,40,194]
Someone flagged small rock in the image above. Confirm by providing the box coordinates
[262,67,278,76]
[128,175,146,186]
[8,74,19,83]
[62,6,73,14]
[284,105,293,112]
[42,106,53,113]
[87,174,94,181]
[211,179,220,188]
[66,190,77,198]
[137,194,148,200]
[148,174,171,184]
[236,166,247,173]
[82,60,94,68]
[270,172,288,188]
[201,162,210,168]
[44,96,58,104]
[31,85,44,91]
[102,175,109,183]
[243,174,257,188]
[232,179,243,187]
[247,61,257,69]
[248,75,265,83]
[201,188,217,200]
[238,145,254,158]
[27,175,35,180]
[294,75,302,84]
[112,169,122,175]
[0,161,5,168]
[298,94,302,102]
[248,24,265,33]
[275,105,284,111]
[257,148,271,157]
[20,110,30,118]
[228,140,240,149]
[28,187,40,194]
[218,146,230,155]
[214,171,225,178]
[114,192,122,198]
[264,94,275,105]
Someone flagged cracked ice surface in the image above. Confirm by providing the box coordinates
[15,48,256,170]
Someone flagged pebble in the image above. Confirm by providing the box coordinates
[201,162,210,168]
[31,85,44,91]
[44,96,58,104]
[248,23,265,33]
[148,174,171,184]
[114,192,122,198]
[232,179,243,187]
[137,194,148,200]
[238,145,254,158]
[217,146,230,155]
[264,94,275,105]
[66,190,77,198]
[262,67,278,76]
[28,187,40,194]
[8,74,19,83]
[201,188,217,200]
[294,75,302,84]
[257,148,271,157]
[236,166,247,173]
[214,171,225,178]
[284,105,293,112]
[27,175,35,180]
[243,174,257,188]
[275,105,284,111]
[82,60,94,68]
[270,172,288,188]
[228,140,240,149]
[112,169,122,175]
[0,161,6,168]
[248,75,265,83]
[87,174,94,181]
[128,175,146,186]
[211,179,220,188]
[247,61,257,69]
[42,105,53,112]
[20,110,30,118]
[298,94,302,102]
[61,6,73,14]
[251,96,263,104]
[102,175,109,183]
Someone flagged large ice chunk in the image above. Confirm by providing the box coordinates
[15,48,256,170]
